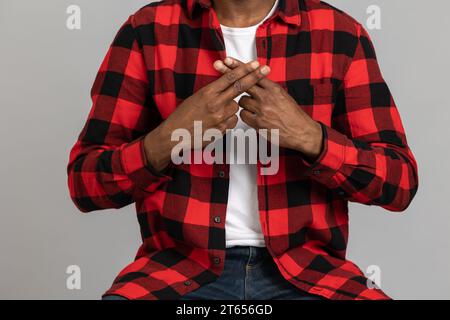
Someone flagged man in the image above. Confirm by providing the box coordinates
[68,0,418,300]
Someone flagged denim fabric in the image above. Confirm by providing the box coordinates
[181,246,323,300]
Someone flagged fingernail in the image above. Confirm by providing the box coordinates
[260,65,270,75]
[224,57,233,65]
[213,60,225,70]
[250,60,260,69]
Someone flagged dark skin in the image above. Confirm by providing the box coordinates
[144,0,323,171]
[214,0,277,27]
[144,60,271,170]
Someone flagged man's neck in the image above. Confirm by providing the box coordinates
[213,0,277,27]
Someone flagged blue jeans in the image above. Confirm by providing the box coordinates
[103,246,323,300]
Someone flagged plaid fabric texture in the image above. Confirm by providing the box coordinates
[67,0,418,300]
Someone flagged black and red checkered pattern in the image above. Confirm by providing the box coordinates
[67,0,418,300]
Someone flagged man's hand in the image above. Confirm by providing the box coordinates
[214,57,323,162]
[144,60,271,171]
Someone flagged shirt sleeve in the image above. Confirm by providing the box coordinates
[67,15,170,213]
[303,24,419,212]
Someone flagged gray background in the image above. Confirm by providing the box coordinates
[0,0,448,300]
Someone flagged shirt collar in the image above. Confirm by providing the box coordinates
[185,0,302,26]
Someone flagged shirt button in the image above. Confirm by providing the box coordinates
[313,170,321,175]
[184,280,191,286]
[214,216,221,223]
[213,257,221,265]
[218,171,225,178]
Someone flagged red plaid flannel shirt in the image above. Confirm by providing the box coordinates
[67,0,418,300]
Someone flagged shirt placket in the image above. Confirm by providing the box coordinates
[204,6,231,270]
[254,17,275,241]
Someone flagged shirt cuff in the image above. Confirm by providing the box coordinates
[301,123,349,187]
[120,137,172,193]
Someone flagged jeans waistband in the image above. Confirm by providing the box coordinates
[226,246,269,267]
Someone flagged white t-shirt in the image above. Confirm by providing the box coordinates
[221,0,279,248]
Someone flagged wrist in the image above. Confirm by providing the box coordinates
[295,121,324,162]
[143,124,173,172]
